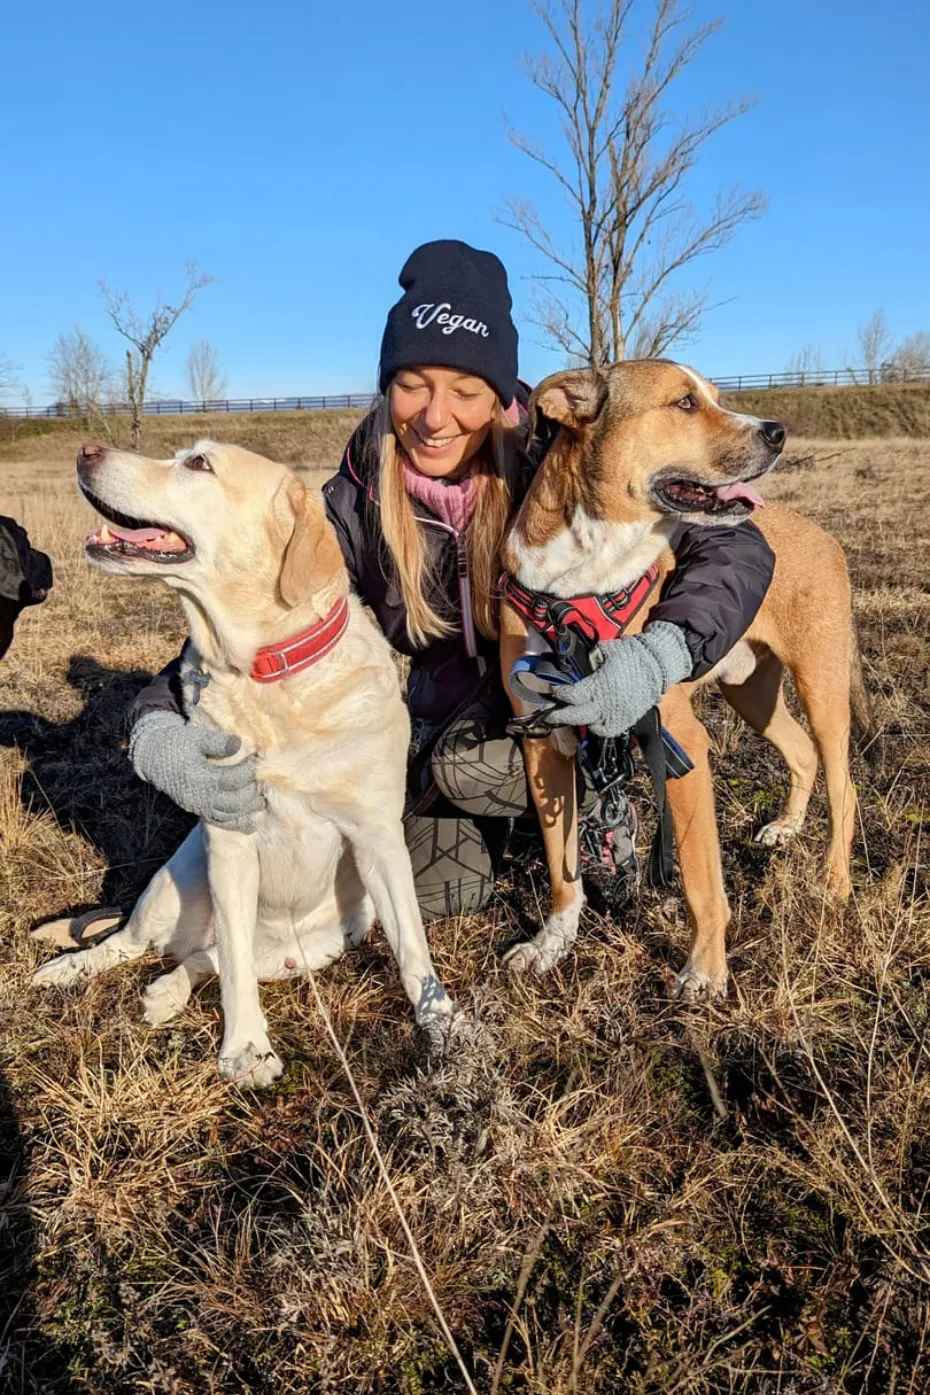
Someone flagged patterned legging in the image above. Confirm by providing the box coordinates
[404,693,531,919]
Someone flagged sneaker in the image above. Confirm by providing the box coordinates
[579,789,639,903]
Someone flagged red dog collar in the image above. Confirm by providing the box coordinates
[250,595,350,683]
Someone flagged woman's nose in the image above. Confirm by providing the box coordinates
[422,392,450,432]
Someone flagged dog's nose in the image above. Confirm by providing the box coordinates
[759,420,786,450]
[79,443,105,461]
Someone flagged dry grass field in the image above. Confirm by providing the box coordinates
[720,383,930,440]
[0,422,928,1393]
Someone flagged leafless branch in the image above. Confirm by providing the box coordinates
[500,0,766,366]
[46,328,114,427]
[0,353,21,406]
[857,310,893,385]
[185,339,229,404]
[883,331,930,382]
[784,342,826,380]
[99,262,214,448]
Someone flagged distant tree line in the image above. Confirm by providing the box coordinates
[787,313,930,386]
[1,263,222,450]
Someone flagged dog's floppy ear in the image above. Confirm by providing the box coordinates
[531,368,608,433]
[276,476,344,608]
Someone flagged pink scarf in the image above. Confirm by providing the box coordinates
[403,459,480,534]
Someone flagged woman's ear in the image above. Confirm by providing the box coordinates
[277,476,344,608]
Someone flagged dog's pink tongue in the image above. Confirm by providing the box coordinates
[109,524,166,542]
[98,524,189,549]
[715,481,766,509]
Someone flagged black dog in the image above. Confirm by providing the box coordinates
[0,516,53,659]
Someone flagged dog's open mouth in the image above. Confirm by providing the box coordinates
[81,484,193,563]
[651,475,767,519]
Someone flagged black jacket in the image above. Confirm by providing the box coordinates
[319,413,775,722]
[129,413,775,726]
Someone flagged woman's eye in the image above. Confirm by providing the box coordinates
[184,453,213,472]
[675,395,696,411]
[455,391,480,402]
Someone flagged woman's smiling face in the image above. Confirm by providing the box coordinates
[389,367,498,479]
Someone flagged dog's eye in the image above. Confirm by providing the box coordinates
[675,395,697,412]
[184,453,213,473]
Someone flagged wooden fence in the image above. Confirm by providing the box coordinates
[4,368,929,419]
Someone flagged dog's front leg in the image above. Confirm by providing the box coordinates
[659,687,730,998]
[349,826,454,1045]
[203,825,282,1086]
[504,736,584,974]
[499,617,585,975]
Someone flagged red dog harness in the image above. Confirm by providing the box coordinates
[499,565,660,651]
[250,595,350,683]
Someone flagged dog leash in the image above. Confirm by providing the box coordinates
[506,624,692,887]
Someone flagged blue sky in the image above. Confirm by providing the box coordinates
[2,0,928,403]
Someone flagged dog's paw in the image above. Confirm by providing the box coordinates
[673,964,729,1002]
[503,903,583,977]
[502,935,570,976]
[142,969,190,1026]
[754,816,803,848]
[32,952,89,989]
[418,1004,468,1057]
[826,867,852,902]
[343,896,375,949]
[502,938,551,975]
[415,974,457,1054]
[218,1038,283,1088]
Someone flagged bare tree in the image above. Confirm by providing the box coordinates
[784,343,826,382]
[883,331,930,382]
[47,327,114,424]
[185,339,229,404]
[100,262,214,448]
[858,310,893,385]
[499,0,766,365]
[0,353,20,407]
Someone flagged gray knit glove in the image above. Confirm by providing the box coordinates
[542,622,693,738]
[129,711,265,832]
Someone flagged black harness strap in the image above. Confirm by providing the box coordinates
[631,709,676,888]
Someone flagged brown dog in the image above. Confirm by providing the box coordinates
[499,360,866,995]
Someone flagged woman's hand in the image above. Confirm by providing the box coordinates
[128,711,266,832]
[542,622,693,738]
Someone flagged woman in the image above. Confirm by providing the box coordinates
[128,240,774,919]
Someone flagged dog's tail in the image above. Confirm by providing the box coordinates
[849,618,879,768]
[31,906,124,949]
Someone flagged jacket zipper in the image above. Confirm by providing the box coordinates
[416,515,486,675]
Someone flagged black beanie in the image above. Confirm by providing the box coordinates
[378,239,519,407]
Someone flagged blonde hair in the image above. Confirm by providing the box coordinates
[370,393,522,648]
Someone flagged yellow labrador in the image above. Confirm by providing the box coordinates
[33,440,453,1084]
